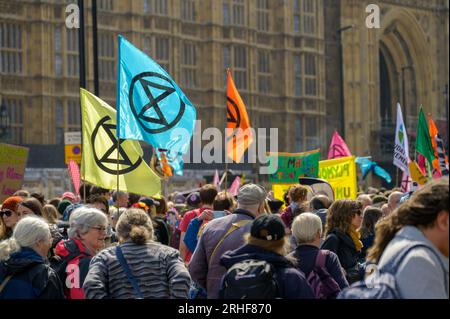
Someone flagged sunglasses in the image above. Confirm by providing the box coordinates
[0,210,14,218]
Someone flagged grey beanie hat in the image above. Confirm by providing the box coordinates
[237,184,267,206]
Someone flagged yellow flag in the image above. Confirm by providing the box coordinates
[408,161,428,185]
[80,89,161,196]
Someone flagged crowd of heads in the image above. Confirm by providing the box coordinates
[0,174,448,299]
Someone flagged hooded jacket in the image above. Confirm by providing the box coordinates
[220,244,314,299]
[53,238,92,299]
[377,225,449,299]
[0,247,64,299]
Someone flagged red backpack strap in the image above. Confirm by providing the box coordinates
[315,249,328,268]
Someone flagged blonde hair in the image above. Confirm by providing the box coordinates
[42,204,58,224]
[0,216,50,261]
[116,208,154,244]
[291,213,322,244]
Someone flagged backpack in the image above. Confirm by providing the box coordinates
[338,242,448,299]
[306,250,341,299]
[219,259,280,299]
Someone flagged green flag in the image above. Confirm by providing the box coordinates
[80,88,161,196]
[415,106,435,166]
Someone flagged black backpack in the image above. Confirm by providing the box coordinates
[219,259,280,299]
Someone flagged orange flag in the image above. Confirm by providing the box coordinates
[226,69,254,162]
[428,114,447,173]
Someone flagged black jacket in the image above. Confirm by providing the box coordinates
[220,244,315,299]
[321,229,359,272]
[0,247,64,299]
[288,244,349,290]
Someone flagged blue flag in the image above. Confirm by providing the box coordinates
[116,35,196,175]
[355,157,392,184]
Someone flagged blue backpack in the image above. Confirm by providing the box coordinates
[338,242,448,299]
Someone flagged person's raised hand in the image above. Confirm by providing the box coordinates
[198,209,214,221]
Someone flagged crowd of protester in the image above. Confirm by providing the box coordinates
[0,176,448,299]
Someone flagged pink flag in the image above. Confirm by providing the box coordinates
[68,160,81,195]
[328,130,352,159]
[213,169,220,190]
[400,171,410,192]
[417,154,427,175]
[228,176,241,196]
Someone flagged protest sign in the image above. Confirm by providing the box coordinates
[0,143,29,202]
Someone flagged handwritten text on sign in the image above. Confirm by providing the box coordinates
[318,156,357,199]
[268,150,320,183]
[0,143,29,202]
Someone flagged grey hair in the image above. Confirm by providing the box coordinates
[112,190,127,202]
[68,206,108,239]
[0,216,50,261]
[291,213,322,244]
[111,207,127,221]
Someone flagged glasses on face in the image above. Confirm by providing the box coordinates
[0,210,14,218]
[91,226,107,233]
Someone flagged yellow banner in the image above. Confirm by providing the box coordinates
[272,183,296,202]
[0,143,29,202]
[318,156,357,199]
[408,161,428,185]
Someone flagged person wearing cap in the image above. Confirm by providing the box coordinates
[267,198,284,215]
[189,183,267,299]
[62,192,78,204]
[179,185,218,264]
[0,196,23,240]
[186,192,201,209]
[220,214,315,299]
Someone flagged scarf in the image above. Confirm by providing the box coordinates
[348,225,363,251]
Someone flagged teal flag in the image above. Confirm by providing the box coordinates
[116,35,197,175]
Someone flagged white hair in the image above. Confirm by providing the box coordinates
[0,216,50,261]
[68,206,108,239]
[291,212,322,244]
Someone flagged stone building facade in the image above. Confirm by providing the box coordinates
[0,0,448,195]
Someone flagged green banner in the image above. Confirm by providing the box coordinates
[268,150,320,183]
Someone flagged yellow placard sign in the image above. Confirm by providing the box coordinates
[272,183,296,202]
[318,156,357,199]
[408,161,428,185]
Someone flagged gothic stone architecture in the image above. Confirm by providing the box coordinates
[0,0,448,193]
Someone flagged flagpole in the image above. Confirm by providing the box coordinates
[116,138,120,196]
[396,167,399,187]
[225,163,228,194]
[225,67,229,195]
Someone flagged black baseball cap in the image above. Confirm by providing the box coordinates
[251,214,285,241]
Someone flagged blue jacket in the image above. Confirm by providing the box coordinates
[183,216,202,253]
[0,248,64,299]
[288,244,349,290]
[220,244,315,299]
